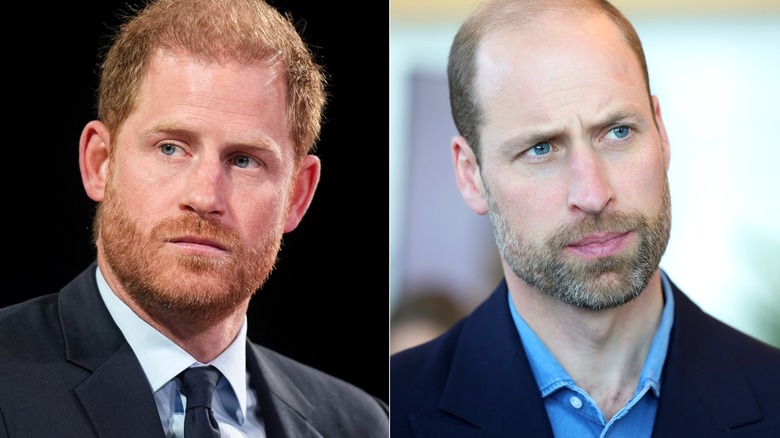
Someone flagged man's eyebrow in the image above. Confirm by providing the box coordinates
[495,107,650,152]
[599,108,646,127]
[498,127,564,153]
[145,121,188,135]
[142,122,197,141]
[143,122,279,151]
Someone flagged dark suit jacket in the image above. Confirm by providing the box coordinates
[0,263,388,438]
[391,277,780,437]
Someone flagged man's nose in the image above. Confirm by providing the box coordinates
[566,145,615,215]
[180,157,227,217]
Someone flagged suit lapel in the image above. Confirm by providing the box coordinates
[410,277,767,437]
[652,282,763,436]
[246,343,323,438]
[74,343,166,438]
[60,264,166,438]
[414,281,554,437]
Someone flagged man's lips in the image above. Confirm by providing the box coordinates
[167,235,228,254]
[564,231,631,258]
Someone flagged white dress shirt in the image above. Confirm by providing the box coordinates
[96,267,266,437]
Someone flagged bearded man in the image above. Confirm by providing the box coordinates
[390,1,780,437]
[0,1,388,437]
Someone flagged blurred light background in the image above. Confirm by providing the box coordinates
[390,0,780,352]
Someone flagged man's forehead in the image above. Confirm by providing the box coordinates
[472,13,652,147]
[475,12,642,100]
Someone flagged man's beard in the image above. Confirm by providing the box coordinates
[487,178,671,311]
[96,178,283,327]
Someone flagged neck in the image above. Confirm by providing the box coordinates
[98,258,249,364]
[148,304,248,364]
[507,269,664,420]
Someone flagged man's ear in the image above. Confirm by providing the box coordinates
[652,95,671,171]
[79,120,111,202]
[452,135,488,215]
[283,154,321,233]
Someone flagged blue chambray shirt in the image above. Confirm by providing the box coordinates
[508,271,675,437]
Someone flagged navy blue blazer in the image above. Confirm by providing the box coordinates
[0,263,388,438]
[391,277,780,437]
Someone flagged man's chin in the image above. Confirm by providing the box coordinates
[135,278,252,324]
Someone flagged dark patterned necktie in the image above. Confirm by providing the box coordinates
[179,366,222,438]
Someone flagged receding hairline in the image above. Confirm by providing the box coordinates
[466,0,650,88]
[465,0,619,34]
[448,0,654,161]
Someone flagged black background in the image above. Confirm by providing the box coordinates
[3,1,388,403]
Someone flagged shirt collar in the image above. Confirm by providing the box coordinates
[508,269,675,398]
[96,266,251,419]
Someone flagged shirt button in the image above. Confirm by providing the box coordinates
[569,395,583,409]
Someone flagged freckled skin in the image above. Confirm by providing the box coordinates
[79,49,320,360]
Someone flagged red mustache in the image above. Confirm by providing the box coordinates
[150,214,242,252]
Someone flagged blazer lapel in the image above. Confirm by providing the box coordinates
[652,282,763,436]
[246,343,323,438]
[413,281,554,437]
[74,343,166,438]
[59,264,166,438]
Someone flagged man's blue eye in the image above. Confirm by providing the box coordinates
[612,126,631,139]
[161,144,178,155]
[529,142,551,156]
[234,155,251,168]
